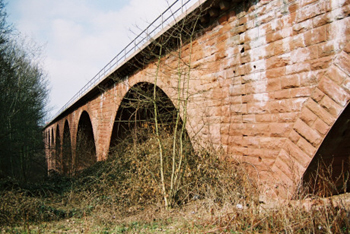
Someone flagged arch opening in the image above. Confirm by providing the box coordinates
[49,128,54,172]
[108,82,208,206]
[62,121,72,175]
[302,103,350,196]
[45,131,49,150]
[54,126,61,173]
[47,131,51,167]
[76,111,96,172]
[51,128,54,146]
[48,131,50,149]
[109,82,181,152]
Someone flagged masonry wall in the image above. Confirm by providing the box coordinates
[45,0,350,197]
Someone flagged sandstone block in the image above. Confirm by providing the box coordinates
[313,118,330,136]
[285,139,312,168]
[270,123,293,137]
[318,77,350,106]
[311,56,332,70]
[290,87,313,97]
[266,55,289,69]
[267,78,281,91]
[289,34,304,50]
[289,2,299,14]
[274,149,303,181]
[286,63,310,75]
[300,0,319,8]
[281,74,300,89]
[300,107,318,126]
[266,31,283,43]
[318,41,336,58]
[304,25,328,46]
[293,118,322,146]
[300,71,318,86]
[278,112,299,122]
[342,79,350,93]
[243,114,256,123]
[311,88,325,102]
[334,51,350,76]
[320,94,343,116]
[268,99,291,113]
[266,67,286,78]
[293,19,313,34]
[255,113,278,123]
[313,12,332,28]
[289,129,301,143]
[274,89,291,100]
[326,65,348,85]
[296,137,317,157]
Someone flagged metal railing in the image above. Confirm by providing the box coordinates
[50,0,202,123]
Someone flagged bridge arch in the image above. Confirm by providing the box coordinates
[46,131,50,166]
[302,102,350,196]
[75,110,96,172]
[108,81,179,155]
[62,120,72,175]
[270,50,350,197]
[55,125,61,172]
[51,128,54,147]
[47,128,54,172]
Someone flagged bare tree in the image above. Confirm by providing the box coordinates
[0,0,49,181]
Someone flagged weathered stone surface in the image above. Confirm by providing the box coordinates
[44,0,350,198]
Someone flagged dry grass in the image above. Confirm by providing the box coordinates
[1,132,350,233]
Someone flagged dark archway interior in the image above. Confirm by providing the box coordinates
[62,121,72,175]
[107,82,199,207]
[76,111,96,172]
[51,129,54,146]
[55,126,61,173]
[48,132,50,149]
[303,104,350,196]
[109,82,179,153]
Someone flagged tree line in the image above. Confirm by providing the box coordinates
[0,0,49,182]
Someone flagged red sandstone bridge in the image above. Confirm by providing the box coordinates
[43,0,350,197]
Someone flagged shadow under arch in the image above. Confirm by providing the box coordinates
[51,128,54,147]
[48,128,54,173]
[62,120,72,175]
[75,111,96,172]
[108,81,188,155]
[302,103,350,196]
[47,131,50,149]
[55,125,61,173]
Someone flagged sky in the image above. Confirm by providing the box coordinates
[5,0,183,120]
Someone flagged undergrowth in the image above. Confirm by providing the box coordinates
[1,132,350,233]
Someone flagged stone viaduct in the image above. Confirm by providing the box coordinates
[44,0,350,197]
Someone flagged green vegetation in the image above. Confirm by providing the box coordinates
[0,0,49,182]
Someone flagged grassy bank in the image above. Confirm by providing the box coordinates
[1,135,350,233]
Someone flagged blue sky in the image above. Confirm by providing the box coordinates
[5,0,174,119]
